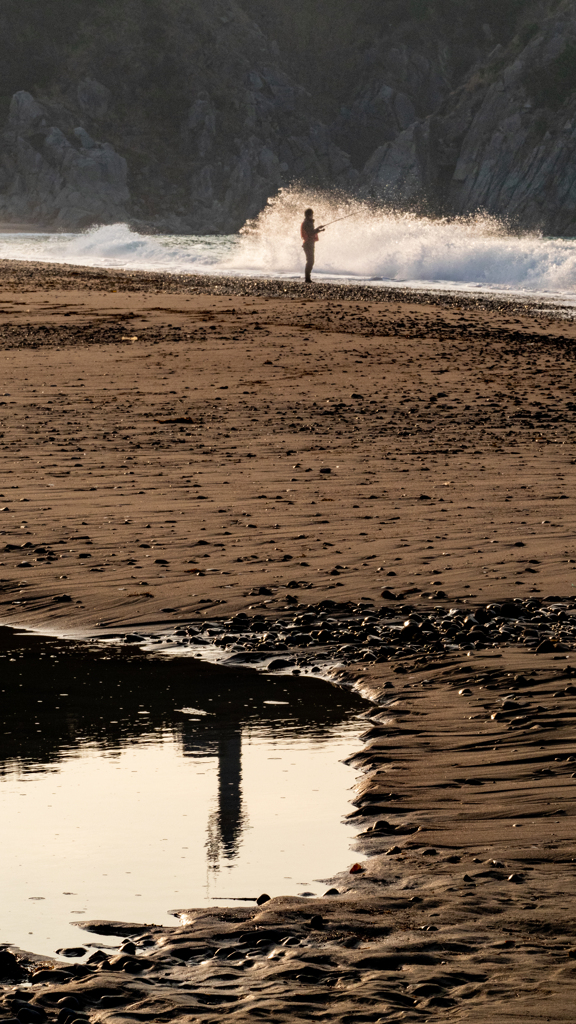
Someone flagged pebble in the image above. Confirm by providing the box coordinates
[16,1009,44,1024]
[86,950,109,964]
[56,1000,81,1012]
[11,1006,44,1022]
[0,951,26,980]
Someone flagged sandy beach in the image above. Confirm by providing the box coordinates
[2,261,576,630]
[2,261,576,1022]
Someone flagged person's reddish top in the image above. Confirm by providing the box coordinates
[301,218,319,243]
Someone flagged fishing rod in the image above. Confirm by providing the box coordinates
[318,212,356,229]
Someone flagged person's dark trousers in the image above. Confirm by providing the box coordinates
[303,241,315,282]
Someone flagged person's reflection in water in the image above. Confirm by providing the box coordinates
[215,729,243,857]
[182,722,244,868]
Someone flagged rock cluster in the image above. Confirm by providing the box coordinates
[0,93,129,230]
[126,597,576,676]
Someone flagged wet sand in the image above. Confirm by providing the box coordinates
[2,261,576,1021]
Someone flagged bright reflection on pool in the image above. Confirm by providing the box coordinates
[0,627,367,959]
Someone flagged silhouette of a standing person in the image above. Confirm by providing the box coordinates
[300,208,324,283]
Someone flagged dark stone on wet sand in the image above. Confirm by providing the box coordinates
[16,1009,45,1024]
[267,658,295,670]
[256,893,271,905]
[87,950,109,964]
[500,602,519,618]
[56,999,81,1012]
[0,951,26,979]
[58,1013,86,1024]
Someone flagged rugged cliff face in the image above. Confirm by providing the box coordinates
[0,0,574,234]
[0,0,359,232]
[363,0,576,235]
[0,91,130,230]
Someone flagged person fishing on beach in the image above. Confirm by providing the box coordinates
[300,208,355,282]
[301,208,324,283]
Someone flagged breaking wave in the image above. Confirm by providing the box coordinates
[231,189,576,299]
[1,187,576,301]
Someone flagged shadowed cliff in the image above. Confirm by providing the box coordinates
[0,0,574,234]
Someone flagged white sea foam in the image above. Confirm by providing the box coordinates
[231,189,576,300]
[0,222,235,272]
[1,187,576,302]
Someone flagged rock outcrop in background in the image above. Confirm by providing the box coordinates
[0,0,574,234]
[0,91,129,230]
[362,3,576,235]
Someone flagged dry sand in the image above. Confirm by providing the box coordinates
[1,261,576,1021]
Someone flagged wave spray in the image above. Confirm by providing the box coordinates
[228,186,576,296]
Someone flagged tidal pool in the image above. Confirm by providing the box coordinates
[0,626,368,959]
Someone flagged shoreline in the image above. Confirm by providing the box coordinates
[1,259,576,1019]
[1,256,576,320]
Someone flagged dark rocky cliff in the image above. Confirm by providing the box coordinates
[0,0,574,234]
[362,1,576,235]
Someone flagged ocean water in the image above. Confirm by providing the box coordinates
[1,187,576,302]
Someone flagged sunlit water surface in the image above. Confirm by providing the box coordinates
[0,627,367,960]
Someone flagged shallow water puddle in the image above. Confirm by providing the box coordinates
[0,626,367,959]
